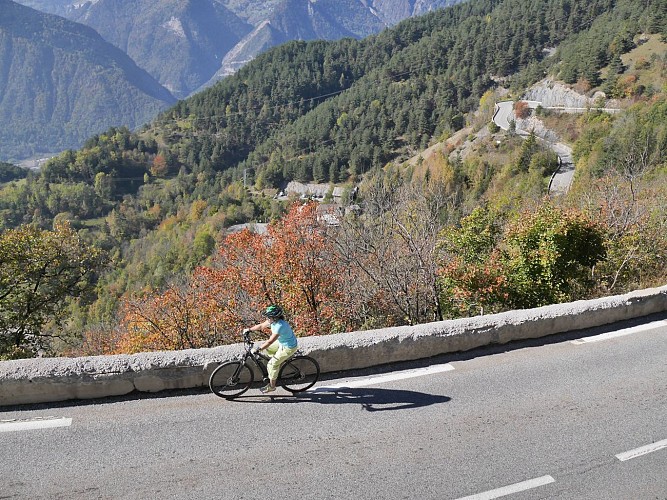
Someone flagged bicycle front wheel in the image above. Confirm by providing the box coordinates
[279,356,320,393]
[209,361,254,399]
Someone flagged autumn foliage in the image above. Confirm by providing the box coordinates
[437,203,607,315]
[514,100,531,119]
[110,203,352,353]
[114,276,238,353]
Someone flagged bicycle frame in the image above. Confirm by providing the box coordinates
[237,330,298,384]
[209,330,320,398]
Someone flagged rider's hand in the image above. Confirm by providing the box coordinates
[251,346,261,355]
[242,328,251,335]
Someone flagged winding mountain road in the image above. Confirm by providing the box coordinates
[493,101,576,195]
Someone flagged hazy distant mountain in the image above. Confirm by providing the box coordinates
[15,0,467,97]
[219,0,284,25]
[0,0,176,161]
[69,0,252,99]
[204,0,386,85]
[9,0,85,17]
[367,0,463,25]
[218,0,464,27]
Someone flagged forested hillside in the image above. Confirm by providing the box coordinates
[156,0,666,187]
[0,0,176,161]
[0,0,665,359]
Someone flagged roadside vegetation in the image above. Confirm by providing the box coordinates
[1,0,666,359]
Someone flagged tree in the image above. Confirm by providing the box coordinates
[335,176,448,326]
[436,206,508,317]
[583,173,664,293]
[150,154,169,177]
[263,202,348,334]
[94,171,113,200]
[437,204,607,315]
[113,202,352,352]
[508,119,517,135]
[608,53,625,75]
[514,100,531,119]
[502,205,607,308]
[115,276,235,353]
[0,222,103,359]
[478,90,497,123]
[515,131,540,173]
[0,162,28,183]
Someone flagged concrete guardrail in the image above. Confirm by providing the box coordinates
[1,285,666,406]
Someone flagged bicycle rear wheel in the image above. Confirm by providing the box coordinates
[209,361,254,399]
[279,355,320,393]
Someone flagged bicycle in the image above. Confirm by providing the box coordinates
[209,330,320,399]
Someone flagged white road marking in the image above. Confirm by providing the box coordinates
[571,320,667,345]
[0,417,72,433]
[311,363,454,392]
[616,438,667,462]
[455,475,555,500]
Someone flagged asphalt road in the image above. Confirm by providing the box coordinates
[2,314,666,500]
[493,101,574,195]
[493,101,515,131]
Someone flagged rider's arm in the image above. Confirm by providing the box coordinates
[247,319,276,350]
[258,332,279,351]
[248,319,271,332]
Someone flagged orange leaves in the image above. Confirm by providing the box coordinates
[114,277,240,354]
[438,253,509,316]
[269,204,339,303]
[208,202,348,337]
[514,100,531,119]
[112,202,352,353]
[150,154,168,177]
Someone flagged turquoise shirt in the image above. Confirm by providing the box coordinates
[271,319,297,348]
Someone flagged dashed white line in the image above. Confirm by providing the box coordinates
[310,363,454,392]
[0,417,72,433]
[616,438,667,462]
[455,475,555,500]
[571,320,667,344]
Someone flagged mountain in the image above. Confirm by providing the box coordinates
[219,0,284,25]
[69,0,252,99]
[364,0,464,25]
[205,0,388,84]
[206,0,468,90]
[219,0,465,27]
[158,0,667,188]
[0,0,176,161]
[8,0,84,17]
[14,0,468,96]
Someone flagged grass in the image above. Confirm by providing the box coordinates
[621,34,667,90]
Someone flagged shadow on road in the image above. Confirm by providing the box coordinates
[237,387,451,412]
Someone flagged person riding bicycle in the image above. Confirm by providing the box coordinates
[244,305,298,394]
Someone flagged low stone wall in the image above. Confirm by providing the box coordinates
[1,285,666,406]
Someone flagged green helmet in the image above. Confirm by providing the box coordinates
[263,305,284,319]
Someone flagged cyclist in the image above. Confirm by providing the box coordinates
[245,305,298,394]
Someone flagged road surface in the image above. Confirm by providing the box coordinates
[2,314,666,499]
[493,101,575,195]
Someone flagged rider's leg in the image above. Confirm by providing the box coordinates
[267,345,298,388]
[263,343,279,357]
[260,344,280,391]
